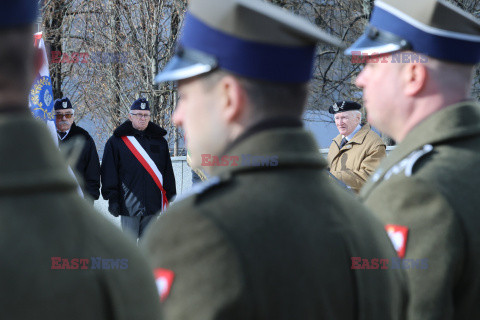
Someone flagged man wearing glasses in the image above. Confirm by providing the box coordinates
[101,98,176,239]
[54,97,100,202]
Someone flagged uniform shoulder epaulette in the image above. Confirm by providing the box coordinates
[173,176,223,203]
[373,144,434,182]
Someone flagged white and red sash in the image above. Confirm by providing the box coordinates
[121,136,169,212]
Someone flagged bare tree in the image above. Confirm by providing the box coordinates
[41,0,187,154]
[42,0,75,100]
[41,0,480,152]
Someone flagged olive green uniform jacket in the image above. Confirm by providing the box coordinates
[0,114,161,319]
[360,102,480,320]
[328,124,386,193]
[143,123,407,320]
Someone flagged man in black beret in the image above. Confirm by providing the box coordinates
[0,1,161,319]
[101,98,176,239]
[327,100,386,192]
[54,97,100,202]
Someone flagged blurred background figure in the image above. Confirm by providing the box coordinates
[54,97,100,203]
[187,149,207,185]
[101,98,176,239]
[327,100,386,192]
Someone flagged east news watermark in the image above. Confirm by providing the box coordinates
[51,257,128,270]
[51,51,128,64]
[350,51,429,64]
[351,257,428,270]
[201,154,279,167]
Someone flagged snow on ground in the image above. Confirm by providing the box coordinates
[94,196,121,229]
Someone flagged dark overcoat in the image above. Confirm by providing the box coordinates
[101,120,176,217]
[58,122,100,200]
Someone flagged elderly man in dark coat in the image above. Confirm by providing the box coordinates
[54,97,100,201]
[101,98,176,239]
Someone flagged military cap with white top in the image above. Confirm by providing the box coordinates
[345,0,480,64]
[155,0,343,83]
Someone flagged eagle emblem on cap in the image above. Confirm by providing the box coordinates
[62,101,68,108]
[140,103,146,109]
[332,103,339,112]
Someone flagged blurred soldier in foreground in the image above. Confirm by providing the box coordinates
[346,0,480,318]
[142,0,407,319]
[0,1,161,318]
[54,97,100,202]
[327,100,386,192]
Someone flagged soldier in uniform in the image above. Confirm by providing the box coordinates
[142,0,407,319]
[0,1,161,318]
[327,100,386,192]
[54,97,101,202]
[346,0,480,318]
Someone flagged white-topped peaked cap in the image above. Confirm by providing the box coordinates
[345,0,480,63]
[155,0,344,83]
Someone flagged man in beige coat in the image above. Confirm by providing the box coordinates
[327,101,386,192]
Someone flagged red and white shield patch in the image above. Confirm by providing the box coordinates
[385,224,409,258]
[154,268,175,302]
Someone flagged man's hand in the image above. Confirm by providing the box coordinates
[108,203,120,217]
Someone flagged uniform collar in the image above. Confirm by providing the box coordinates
[361,101,480,197]
[114,120,167,138]
[58,127,71,140]
[344,124,362,141]
[334,124,372,147]
[0,113,77,192]
[210,124,326,177]
[222,117,303,154]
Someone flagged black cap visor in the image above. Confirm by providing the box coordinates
[155,47,218,83]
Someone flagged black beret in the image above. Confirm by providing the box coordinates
[130,98,150,111]
[54,97,73,110]
[328,101,362,114]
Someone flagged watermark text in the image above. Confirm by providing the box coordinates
[201,154,279,167]
[351,51,429,64]
[351,257,428,270]
[51,51,128,64]
[51,257,129,270]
